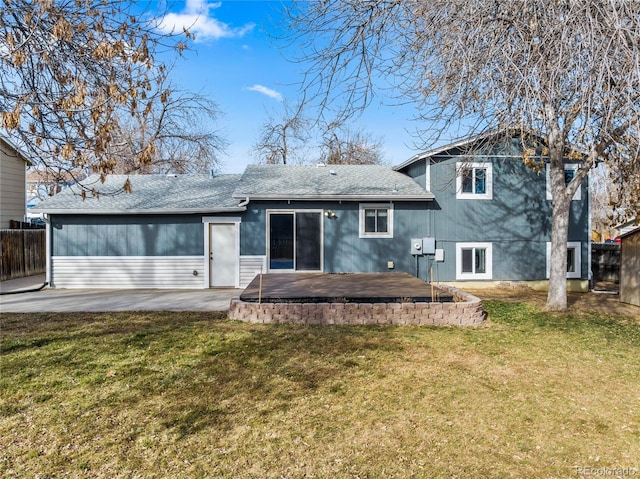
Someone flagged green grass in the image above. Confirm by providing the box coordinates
[1,303,639,478]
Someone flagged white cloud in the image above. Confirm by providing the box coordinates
[246,84,283,101]
[158,0,255,41]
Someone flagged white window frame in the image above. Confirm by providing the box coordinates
[546,241,582,279]
[456,242,493,280]
[546,164,582,201]
[359,203,394,238]
[456,162,493,200]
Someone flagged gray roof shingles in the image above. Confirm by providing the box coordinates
[34,174,244,213]
[233,164,433,200]
[34,164,433,213]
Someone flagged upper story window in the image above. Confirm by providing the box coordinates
[456,162,493,200]
[546,164,582,201]
[359,204,393,238]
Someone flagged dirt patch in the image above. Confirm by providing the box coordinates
[464,286,640,318]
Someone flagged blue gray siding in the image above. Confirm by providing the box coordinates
[240,201,434,277]
[51,214,204,256]
[400,153,590,281]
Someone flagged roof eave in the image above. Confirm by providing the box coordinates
[232,194,434,201]
[36,206,247,215]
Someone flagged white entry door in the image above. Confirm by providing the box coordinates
[209,223,237,287]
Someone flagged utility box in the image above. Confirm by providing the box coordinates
[435,249,445,262]
[411,238,423,255]
[423,237,436,255]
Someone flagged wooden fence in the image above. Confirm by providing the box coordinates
[0,229,46,281]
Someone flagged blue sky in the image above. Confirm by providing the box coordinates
[155,0,426,174]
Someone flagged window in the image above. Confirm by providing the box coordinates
[456,162,493,199]
[546,242,581,279]
[456,242,493,280]
[546,164,582,201]
[359,204,393,238]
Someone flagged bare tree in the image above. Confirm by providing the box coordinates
[591,165,637,241]
[286,0,640,310]
[109,80,226,175]
[320,122,385,165]
[1,0,222,195]
[252,101,310,165]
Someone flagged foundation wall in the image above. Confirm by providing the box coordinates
[228,284,486,326]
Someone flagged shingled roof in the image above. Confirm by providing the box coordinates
[34,164,434,214]
[33,174,244,214]
[233,164,434,201]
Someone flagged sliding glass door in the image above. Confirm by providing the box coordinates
[268,211,322,271]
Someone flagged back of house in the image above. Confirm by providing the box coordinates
[34,131,590,291]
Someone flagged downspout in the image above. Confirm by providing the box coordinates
[238,197,250,207]
[44,213,52,288]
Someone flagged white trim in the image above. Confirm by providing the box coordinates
[50,256,204,289]
[546,241,582,279]
[38,207,246,215]
[455,162,493,200]
[232,194,433,201]
[359,203,394,238]
[425,158,431,192]
[202,216,242,224]
[546,164,582,201]
[266,209,324,273]
[456,242,493,280]
[45,220,52,286]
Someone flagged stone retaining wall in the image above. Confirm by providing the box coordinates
[228,284,486,326]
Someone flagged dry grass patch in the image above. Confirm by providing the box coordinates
[1,304,639,478]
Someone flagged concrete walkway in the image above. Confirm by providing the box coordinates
[0,275,241,313]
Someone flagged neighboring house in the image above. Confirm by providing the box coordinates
[26,169,83,212]
[0,136,33,228]
[34,131,591,291]
[619,226,640,307]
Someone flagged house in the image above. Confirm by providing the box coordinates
[393,131,590,292]
[619,226,640,307]
[33,131,591,291]
[0,136,33,228]
[26,169,83,213]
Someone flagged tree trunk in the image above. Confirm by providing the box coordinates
[546,160,572,311]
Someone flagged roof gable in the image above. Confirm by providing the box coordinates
[393,128,584,171]
[0,136,34,166]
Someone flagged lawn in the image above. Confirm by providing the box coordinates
[1,300,639,478]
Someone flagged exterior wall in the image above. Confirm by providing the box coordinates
[620,230,640,307]
[240,200,434,277]
[398,144,590,284]
[239,256,267,288]
[49,214,206,289]
[51,256,203,289]
[50,214,204,256]
[0,139,28,228]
